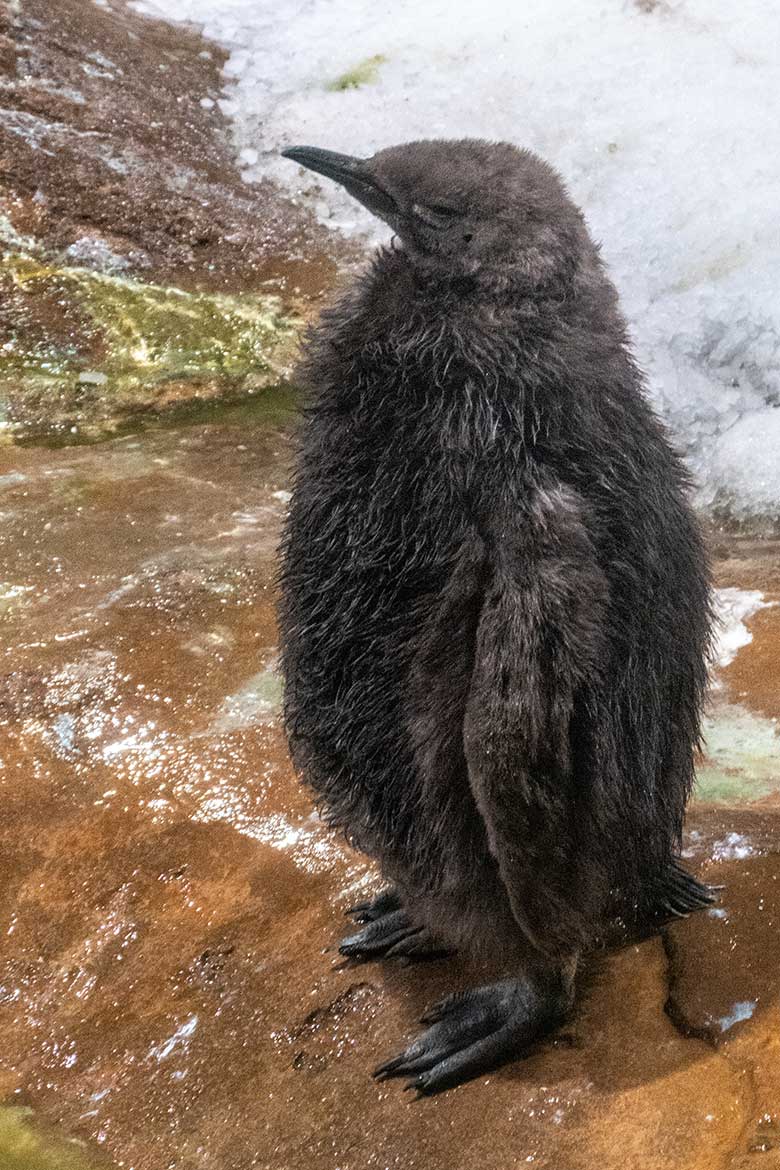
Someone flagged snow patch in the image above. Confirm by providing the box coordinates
[131,0,780,519]
[711,832,755,862]
[712,587,773,670]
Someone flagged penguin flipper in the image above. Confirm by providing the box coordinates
[463,484,610,961]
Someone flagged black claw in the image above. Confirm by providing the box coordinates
[340,901,450,964]
[411,1075,432,1095]
[664,864,717,907]
[345,888,402,923]
[339,907,420,960]
[345,901,372,920]
[340,927,420,959]
[374,1054,407,1080]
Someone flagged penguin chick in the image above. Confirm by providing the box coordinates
[278,139,713,1095]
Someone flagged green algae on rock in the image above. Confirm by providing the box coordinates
[326,54,387,91]
[0,253,299,442]
[0,1107,108,1170]
[696,703,780,804]
[210,666,283,733]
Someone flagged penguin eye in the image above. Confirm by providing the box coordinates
[412,202,460,228]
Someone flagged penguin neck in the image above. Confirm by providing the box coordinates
[354,245,569,378]
[370,243,565,311]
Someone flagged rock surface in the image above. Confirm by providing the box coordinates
[0,0,351,440]
[1,402,779,1170]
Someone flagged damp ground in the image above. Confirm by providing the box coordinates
[1,395,780,1170]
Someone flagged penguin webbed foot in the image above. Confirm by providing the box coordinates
[374,974,568,1095]
[340,889,453,962]
[345,886,403,923]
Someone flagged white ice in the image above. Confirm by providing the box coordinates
[130,0,780,518]
[717,1000,756,1032]
[712,587,773,670]
[711,832,756,862]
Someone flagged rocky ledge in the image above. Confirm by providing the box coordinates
[0,0,352,441]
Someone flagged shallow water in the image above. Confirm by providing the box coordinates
[1,400,780,1169]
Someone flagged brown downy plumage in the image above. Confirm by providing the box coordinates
[278,139,713,1095]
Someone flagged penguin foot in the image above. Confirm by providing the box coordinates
[339,906,452,962]
[345,887,403,924]
[373,975,568,1094]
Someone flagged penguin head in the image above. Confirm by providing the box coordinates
[282,138,587,293]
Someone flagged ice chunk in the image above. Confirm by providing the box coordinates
[711,832,755,862]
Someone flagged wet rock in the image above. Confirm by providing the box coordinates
[1,404,780,1169]
[209,667,281,733]
[665,814,780,1043]
[0,0,345,293]
[284,983,382,1074]
[0,251,299,441]
[0,0,352,440]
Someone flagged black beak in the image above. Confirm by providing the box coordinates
[281,146,363,186]
[281,145,398,221]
